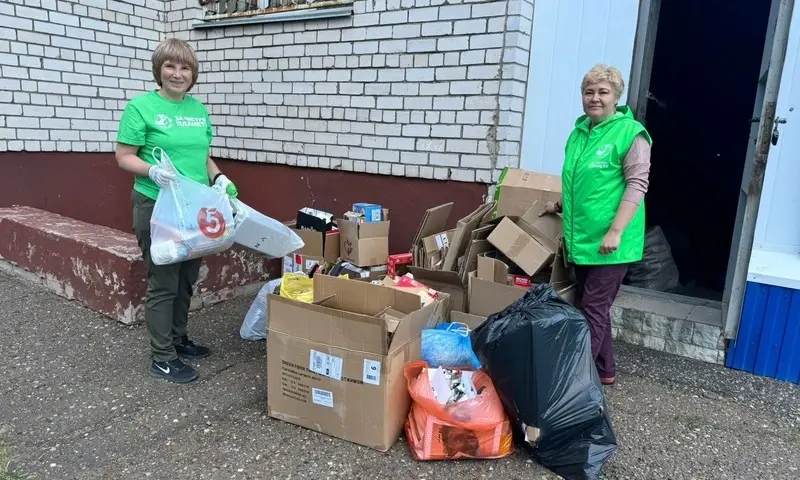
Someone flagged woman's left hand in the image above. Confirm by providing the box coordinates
[599,229,622,255]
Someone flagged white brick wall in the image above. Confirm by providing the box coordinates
[167,0,533,183]
[3,0,534,184]
[0,0,164,153]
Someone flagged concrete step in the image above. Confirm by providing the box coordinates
[612,285,725,365]
[0,206,278,324]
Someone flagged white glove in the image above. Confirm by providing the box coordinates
[148,164,176,188]
[213,174,238,197]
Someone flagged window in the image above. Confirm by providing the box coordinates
[196,0,354,28]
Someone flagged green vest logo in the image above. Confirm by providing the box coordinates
[154,114,173,129]
[595,144,613,157]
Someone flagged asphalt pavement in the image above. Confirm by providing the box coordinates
[0,271,798,479]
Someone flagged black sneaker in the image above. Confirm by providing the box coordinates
[148,358,198,383]
[174,336,211,359]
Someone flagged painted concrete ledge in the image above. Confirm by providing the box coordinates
[0,206,279,324]
[611,286,726,365]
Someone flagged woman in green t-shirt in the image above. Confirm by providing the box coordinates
[115,38,239,384]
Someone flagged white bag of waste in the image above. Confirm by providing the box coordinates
[240,278,282,341]
[149,147,237,265]
[231,199,304,258]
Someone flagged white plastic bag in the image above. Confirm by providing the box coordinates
[149,147,237,265]
[240,278,282,341]
[231,199,305,258]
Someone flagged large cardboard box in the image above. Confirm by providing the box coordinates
[493,168,562,218]
[468,240,576,317]
[266,275,445,452]
[338,219,390,267]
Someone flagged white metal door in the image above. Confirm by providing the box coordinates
[722,0,795,338]
[519,0,641,175]
[723,0,800,338]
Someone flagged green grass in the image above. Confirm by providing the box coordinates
[0,448,29,480]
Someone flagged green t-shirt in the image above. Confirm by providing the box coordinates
[117,91,213,200]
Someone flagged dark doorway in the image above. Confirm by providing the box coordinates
[641,0,773,300]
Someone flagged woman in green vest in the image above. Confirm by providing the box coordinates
[544,64,652,386]
[115,39,239,384]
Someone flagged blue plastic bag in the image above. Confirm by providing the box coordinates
[421,322,481,369]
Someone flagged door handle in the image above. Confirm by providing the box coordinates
[772,117,787,146]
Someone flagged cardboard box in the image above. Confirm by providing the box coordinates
[420,229,454,270]
[338,219,390,267]
[283,253,327,275]
[352,203,383,222]
[387,252,412,278]
[297,208,336,232]
[329,261,387,280]
[469,236,576,317]
[451,310,487,330]
[407,266,467,313]
[266,275,446,451]
[287,221,340,264]
[477,254,532,288]
[487,202,563,276]
[411,203,454,267]
[493,168,562,218]
[442,202,495,272]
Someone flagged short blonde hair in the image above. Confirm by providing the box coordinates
[581,64,624,99]
[151,38,199,90]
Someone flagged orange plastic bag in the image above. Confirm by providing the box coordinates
[403,361,514,461]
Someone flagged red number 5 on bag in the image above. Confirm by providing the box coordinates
[198,207,227,239]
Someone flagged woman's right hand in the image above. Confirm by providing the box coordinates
[148,165,176,187]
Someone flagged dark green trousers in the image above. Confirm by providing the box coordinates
[132,190,202,362]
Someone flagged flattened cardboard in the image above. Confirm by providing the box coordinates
[442,202,494,271]
[411,203,453,267]
[477,255,509,284]
[459,239,493,284]
[467,276,526,317]
[406,266,466,313]
[266,275,446,452]
[421,229,454,270]
[494,168,562,218]
[339,219,390,267]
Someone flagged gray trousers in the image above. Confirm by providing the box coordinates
[132,190,202,362]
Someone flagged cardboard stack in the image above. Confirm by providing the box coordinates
[282,204,390,280]
[408,167,577,319]
[265,167,576,453]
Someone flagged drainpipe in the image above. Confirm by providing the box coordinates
[724,0,796,339]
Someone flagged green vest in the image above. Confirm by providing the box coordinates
[562,106,652,266]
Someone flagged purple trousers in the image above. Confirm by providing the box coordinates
[574,264,629,379]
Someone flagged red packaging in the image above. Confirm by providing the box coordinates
[509,275,532,288]
[387,252,413,278]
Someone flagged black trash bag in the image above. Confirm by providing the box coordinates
[471,284,617,480]
[625,225,680,292]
